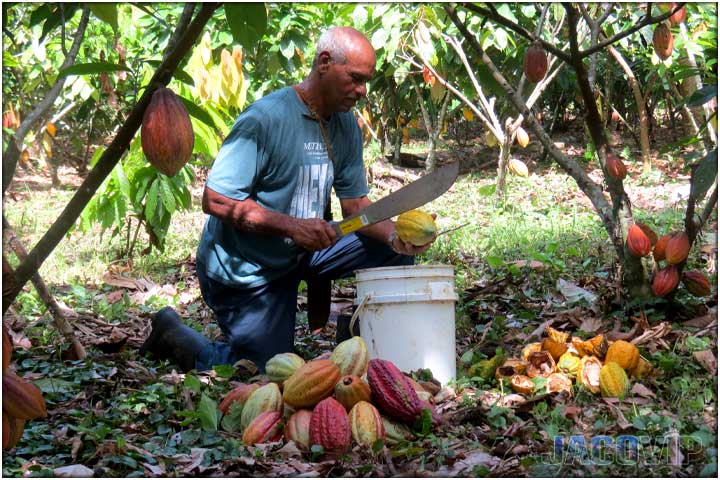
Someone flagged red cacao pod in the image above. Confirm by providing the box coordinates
[682,270,711,296]
[669,3,686,25]
[334,375,371,411]
[606,153,627,180]
[366,359,422,425]
[309,397,351,453]
[2,413,25,450]
[241,411,283,446]
[635,222,658,246]
[665,232,690,264]
[348,401,385,447]
[2,325,11,374]
[627,224,651,257]
[523,41,548,83]
[218,383,259,415]
[654,234,671,262]
[284,409,313,449]
[653,265,680,296]
[282,359,341,409]
[653,24,674,60]
[2,372,47,420]
[240,382,283,431]
[141,88,194,176]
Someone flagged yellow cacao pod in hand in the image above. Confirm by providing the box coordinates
[396,210,437,246]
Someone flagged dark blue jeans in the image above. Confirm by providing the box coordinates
[195,233,413,371]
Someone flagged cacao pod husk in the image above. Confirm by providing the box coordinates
[605,340,640,372]
[521,342,542,361]
[525,351,556,378]
[329,336,369,377]
[349,400,385,446]
[523,41,548,83]
[508,158,529,177]
[578,356,602,394]
[546,326,569,344]
[653,265,680,297]
[241,411,283,445]
[627,224,651,257]
[265,352,305,386]
[545,372,573,395]
[285,409,312,449]
[654,234,671,262]
[141,88,194,176]
[334,374,371,412]
[282,359,341,409]
[599,362,629,399]
[366,359,422,425]
[2,413,25,450]
[635,222,658,246]
[653,23,674,60]
[630,356,653,379]
[682,270,711,296]
[309,397,351,453]
[541,338,568,362]
[2,372,47,420]
[396,210,437,246]
[509,374,535,395]
[240,382,283,431]
[2,325,11,374]
[516,127,530,148]
[665,232,690,264]
[605,152,627,180]
[218,383,259,415]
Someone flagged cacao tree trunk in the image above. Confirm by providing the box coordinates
[3,3,220,313]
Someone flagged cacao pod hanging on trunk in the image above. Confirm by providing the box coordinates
[652,265,680,296]
[653,23,674,60]
[627,224,651,257]
[523,41,548,83]
[606,152,627,180]
[654,234,671,261]
[682,270,711,296]
[665,231,690,264]
[141,88,194,176]
[634,222,658,246]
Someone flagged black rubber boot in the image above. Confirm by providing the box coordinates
[139,307,210,372]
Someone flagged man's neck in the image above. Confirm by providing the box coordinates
[296,79,330,119]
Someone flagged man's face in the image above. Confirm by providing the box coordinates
[320,43,376,113]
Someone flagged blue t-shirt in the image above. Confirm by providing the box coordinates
[197,87,369,288]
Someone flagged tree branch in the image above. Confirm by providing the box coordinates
[3,3,221,312]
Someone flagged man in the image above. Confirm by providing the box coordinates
[140,27,435,372]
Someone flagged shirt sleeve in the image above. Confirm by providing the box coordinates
[206,114,267,201]
[333,113,369,199]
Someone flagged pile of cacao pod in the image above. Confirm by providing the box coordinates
[626,222,711,298]
[2,325,48,450]
[488,326,653,400]
[217,336,441,451]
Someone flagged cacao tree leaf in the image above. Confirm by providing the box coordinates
[689,148,718,203]
[146,179,159,221]
[39,3,79,42]
[198,393,219,431]
[159,179,176,213]
[225,3,267,49]
[686,85,717,107]
[220,401,244,433]
[89,3,118,33]
[58,62,131,79]
[179,97,221,132]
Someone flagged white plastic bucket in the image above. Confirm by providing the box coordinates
[353,265,458,386]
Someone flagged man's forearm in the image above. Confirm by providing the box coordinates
[203,187,295,237]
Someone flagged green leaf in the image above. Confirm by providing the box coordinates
[689,148,718,202]
[477,184,496,196]
[198,393,219,431]
[89,3,118,33]
[220,401,244,433]
[58,62,132,79]
[687,85,717,107]
[179,96,221,131]
[184,373,202,393]
[225,3,267,49]
[159,179,176,213]
[146,179,159,220]
[212,364,236,379]
[485,255,504,268]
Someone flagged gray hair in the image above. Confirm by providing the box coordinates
[311,27,350,70]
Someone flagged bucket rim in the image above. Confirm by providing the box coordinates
[354,264,454,276]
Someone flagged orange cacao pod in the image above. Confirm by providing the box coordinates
[218,383,259,415]
[334,375,371,411]
[2,325,11,374]
[523,41,548,83]
[606,152,627,180]
[665,232,690,264]
[329,336,369,377]
[653,23,674,60]
[682,270,711,296]
[284,409,313,449]
[635,222,658,246]
[2,413,25,450]
[653,265,680,296]
[605,340,640,372]
[282,359,341,409]
[141,88,194,176]
[541,338,568,362]
[668,3,686,25]
[2,372,47,420]
[654,234,671,261]
[366,359,422,425]
[309,397,351,453]
[349,401,385,447]
[241,411,283,446]
[239,382,283,431]
[627,224,651,257]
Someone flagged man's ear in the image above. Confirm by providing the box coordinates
[317,51,332,74]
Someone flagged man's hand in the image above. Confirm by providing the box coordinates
[290,218,338,251]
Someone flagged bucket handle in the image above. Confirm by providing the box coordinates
[349,293,371,337]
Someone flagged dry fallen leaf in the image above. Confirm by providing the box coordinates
[692,350,717,374]
[630,383,656,399]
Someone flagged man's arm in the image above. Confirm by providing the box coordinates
[339,196,435,255]
[202,186,338,251]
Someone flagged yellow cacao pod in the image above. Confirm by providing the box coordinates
[599,362,629,399]
[508,158,529,177]
[265,352,305,386]
[330,336,368,377]
[240,382,283,431]
[516,127,529,148]
[605,340,640,372]
[395,210,437,246]
[349,401,386,447]
[557,352,582,379]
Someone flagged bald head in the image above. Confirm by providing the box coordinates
[311,27,375,71]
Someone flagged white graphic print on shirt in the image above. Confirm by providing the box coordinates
[288,141,334,219]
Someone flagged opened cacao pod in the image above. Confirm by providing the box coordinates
[653,23,674,60]
[665,232,690,264]
[652,265,680,297]
[141,88,194,176]
[579,356,602,394]
[627,224,651,257]
[523,41,548,83]
[682,270,711,296]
